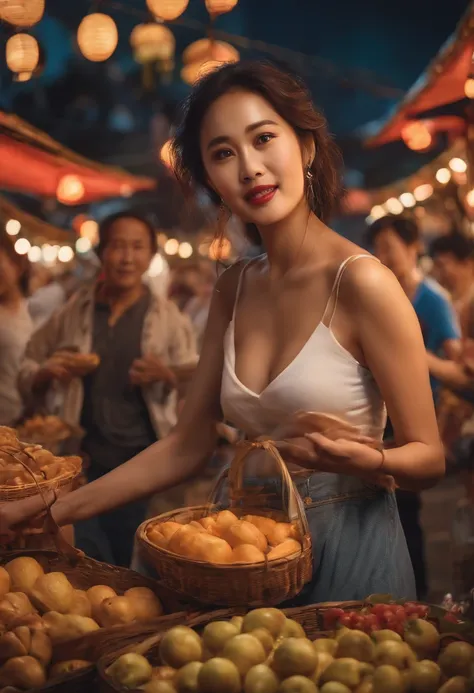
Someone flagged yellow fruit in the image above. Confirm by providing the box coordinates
[107,653,153,689]
[310,652,334,684]
[334,627,351,642]
[69,589,92,618]
[30,572,74,614]
[5,557,44,593]
[320,684,352,693]
[230,615,244,632]
[267,539,302,561]
[214,511,239,536]
[409,660,441,693]
[372,630,402,644]
[125,587,163,622]
[404,620,440,659]
[151,666,177,681]
[202,621,239,655]
[242,515,277,538]
[0,592,35,626]
[372,664,404,693]
[438,642,474,678]
[97,596,136,627]
[242,608,287,638]
[50,660,92,677]
[231,544,266,564]
[279,675,318,692]
[374,641,415,669]
[86,585,117,620]
[320,658,361,688]
[244,664,279,693]
[438,676,469,693]
[337,630,375,663]
[282,619,306,638]
[0,655,46,689]
[313,638,339,656]
[272,638,318,678]
[159,626,203,669]
[175,661,202,693]
[223,634,266,676]
[198,657,241,693]
[143,682,177,693]
[223,521,268,553]
[251,628,274,655]
[0,567,10,598]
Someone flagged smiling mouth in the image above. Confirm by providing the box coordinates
[245,186,278,205]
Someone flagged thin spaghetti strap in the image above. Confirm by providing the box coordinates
[231,256,260,323]
[322,254,378,327]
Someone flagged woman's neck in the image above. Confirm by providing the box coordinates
[257,202,327,280]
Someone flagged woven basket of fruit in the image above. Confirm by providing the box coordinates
[98,599,474,693]
[0,426,82,502]
[16,416,84,456]
[136,440,313,606]
[0,548,193,693]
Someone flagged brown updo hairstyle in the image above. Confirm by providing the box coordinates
[0,231,30,296]
[171,60,342,224]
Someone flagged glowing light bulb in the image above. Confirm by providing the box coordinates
[14,238,30,255]
[6,219,21,235]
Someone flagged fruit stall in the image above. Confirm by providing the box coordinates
[1,433,474,692]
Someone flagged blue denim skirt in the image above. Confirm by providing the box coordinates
[132,471,416,604]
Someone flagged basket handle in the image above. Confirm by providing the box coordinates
[208,440,310,537]
[0,446,82,565]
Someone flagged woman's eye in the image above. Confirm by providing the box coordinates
[256,133,275,145]
[213,148,233,161]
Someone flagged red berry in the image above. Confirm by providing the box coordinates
[392,605,406,619]
[323,608,345,629]
[363,614,379,633]
[403,602,419,617]
[371,604,389,618]
[339,613,353,628]
[416,605,429,618]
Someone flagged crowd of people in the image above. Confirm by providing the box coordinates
[0,60,473,605]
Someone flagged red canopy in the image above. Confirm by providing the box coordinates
[365,4,474,147]
[0,113,156,204]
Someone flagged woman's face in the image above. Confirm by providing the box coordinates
[0,249,21,299]
[200,89,307,226]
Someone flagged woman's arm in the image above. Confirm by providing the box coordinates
[1,265,242,533]
[351,261,445,491]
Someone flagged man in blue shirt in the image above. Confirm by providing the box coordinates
[367,215,460,599]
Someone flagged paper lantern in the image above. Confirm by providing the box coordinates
[6,34,39,74]
[401,121,433,152]
[146,0,188,21]
[77,13,118,62]
[205,0,238,16]
[182,38,239,65]
[0,0,44,27]
[130,23,175,63]
[57,175,85,204]
[181,59,222,86]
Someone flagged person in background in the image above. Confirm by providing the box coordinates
[18,212,197,567]
[182,261,215,351]
[0,233,33,426]
[367,215,460,599]
[28,267,84,331]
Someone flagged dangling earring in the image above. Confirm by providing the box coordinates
[306,167,315,207]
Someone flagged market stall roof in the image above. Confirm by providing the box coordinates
[0,195,70,243]
[365,2,474,147]
[0,111,156,203]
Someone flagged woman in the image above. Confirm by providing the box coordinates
[0,62,444,601]
[0,233,32,426]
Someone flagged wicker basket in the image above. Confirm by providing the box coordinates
[136,440,313,606]
[0,548,194,693]
[97,599,474,693]
[0,444,82,501]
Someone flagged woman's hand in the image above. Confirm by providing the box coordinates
[129,354,177,387]
[0,494,49,544]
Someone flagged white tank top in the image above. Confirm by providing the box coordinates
[220,254,387,441]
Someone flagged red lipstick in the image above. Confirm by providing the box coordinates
[244,185,278,206]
